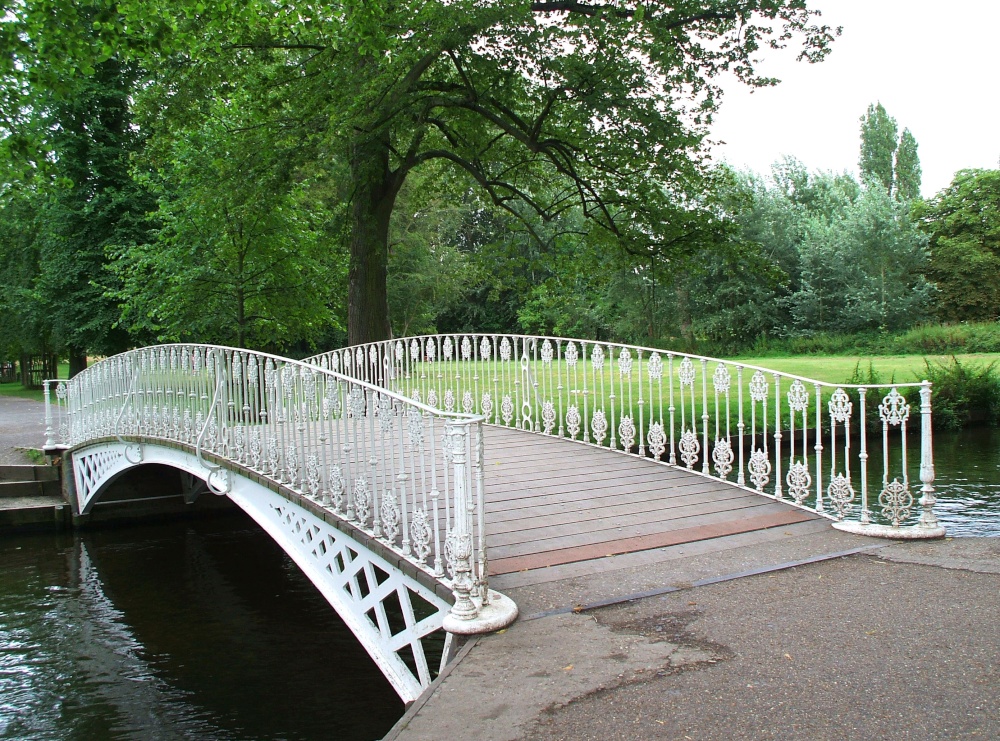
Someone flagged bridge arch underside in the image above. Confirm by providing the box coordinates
[70,440,453,703]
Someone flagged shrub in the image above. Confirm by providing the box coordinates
[904,357,1000,430]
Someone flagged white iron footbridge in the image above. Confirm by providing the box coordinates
[44,335,945,701]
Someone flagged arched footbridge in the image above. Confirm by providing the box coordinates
[43,335,945,702]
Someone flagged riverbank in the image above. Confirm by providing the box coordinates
[388,532,999,741]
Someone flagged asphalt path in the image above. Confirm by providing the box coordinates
[0,395,46,464]
[391,536,1000,741]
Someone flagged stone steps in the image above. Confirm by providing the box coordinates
[0,465,68,530]
[0,465,61,498]
[0,464,59,483]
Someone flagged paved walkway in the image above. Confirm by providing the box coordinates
[0,396,46,465]
[389,530,1000,741]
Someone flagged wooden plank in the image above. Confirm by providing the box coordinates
[488,501,800,557]
[488,509,816,574]
[483,475,736,513]
[483,463,694,495]
[484,487,761,532]
[488,497,791,548]
[491,519,834,590]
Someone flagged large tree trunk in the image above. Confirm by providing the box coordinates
[347,135,398,346]
[68,347,87,378]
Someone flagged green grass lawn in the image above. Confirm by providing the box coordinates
[735,353,1000,385]
[394,350,1000,434]
[0,381,46,403]
[0,363,70,403]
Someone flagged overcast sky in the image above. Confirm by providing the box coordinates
[708,0,1000,197]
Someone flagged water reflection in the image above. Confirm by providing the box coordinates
[0,513,403,740]
[928,427,1000,537]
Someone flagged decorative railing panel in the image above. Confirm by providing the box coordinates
[307,334,944,538]
[44,344,507,627]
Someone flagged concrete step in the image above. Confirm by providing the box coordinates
[0,464,60,482]
[0,495,69,530]
[0,479,61,499]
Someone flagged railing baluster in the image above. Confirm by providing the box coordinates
[700,359,709,474]
[814,383,824,513]
[773,374,783,499]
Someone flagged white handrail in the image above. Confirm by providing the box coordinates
[306,333,943,537]
[45,343,495,624]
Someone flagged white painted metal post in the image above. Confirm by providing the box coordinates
[43,380,55,449]
[445,422,479,622]
[917,381,944,534]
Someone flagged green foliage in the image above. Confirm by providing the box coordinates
[387,174,481,336]
[676,162,930,350]
[2,0,840,344]
[0,185,47,360]
[112,104,342,352]
[791,182,931,333]
[918,169,1000,322]
[894,129,921,202]
[859,102,897,193]
[734,322,1000,358]
[0,56,151,366]
[905,358,1000,430]
[859,103,921,201]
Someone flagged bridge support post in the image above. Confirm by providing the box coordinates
[442,422,518,635]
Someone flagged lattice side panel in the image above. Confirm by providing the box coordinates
[263,499,450,697]
[72,444,133,513]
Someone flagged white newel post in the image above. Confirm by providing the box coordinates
[917,381,945,535]
[43,380,56,449]
[445,423,480,622]
[442,418,519,636]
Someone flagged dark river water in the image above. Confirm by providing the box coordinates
[2,428,999,740]
[923,426,1000,537]
[0,512,404,741]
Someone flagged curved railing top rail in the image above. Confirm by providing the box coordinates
[305,333,928,391]
[65,342,487,429]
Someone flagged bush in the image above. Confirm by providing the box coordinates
[903,357,1000,431]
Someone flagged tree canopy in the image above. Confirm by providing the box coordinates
[2,0,840,345]
[917,169,1000,322]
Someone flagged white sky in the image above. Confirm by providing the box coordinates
[709,0,1000,197]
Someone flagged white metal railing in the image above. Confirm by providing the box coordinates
[306,334,944,537]
[43,344,494,624]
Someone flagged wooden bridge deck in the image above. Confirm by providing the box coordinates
[481,426,817,578]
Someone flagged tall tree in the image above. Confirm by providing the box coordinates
[0,54,151,375]
[859,102,897,193]
[894,128,922,201]
[859,103,921,201]
[0,184,49,367]
[2,0,839,346]
[34,57,151,373]
[791,182,930,333]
